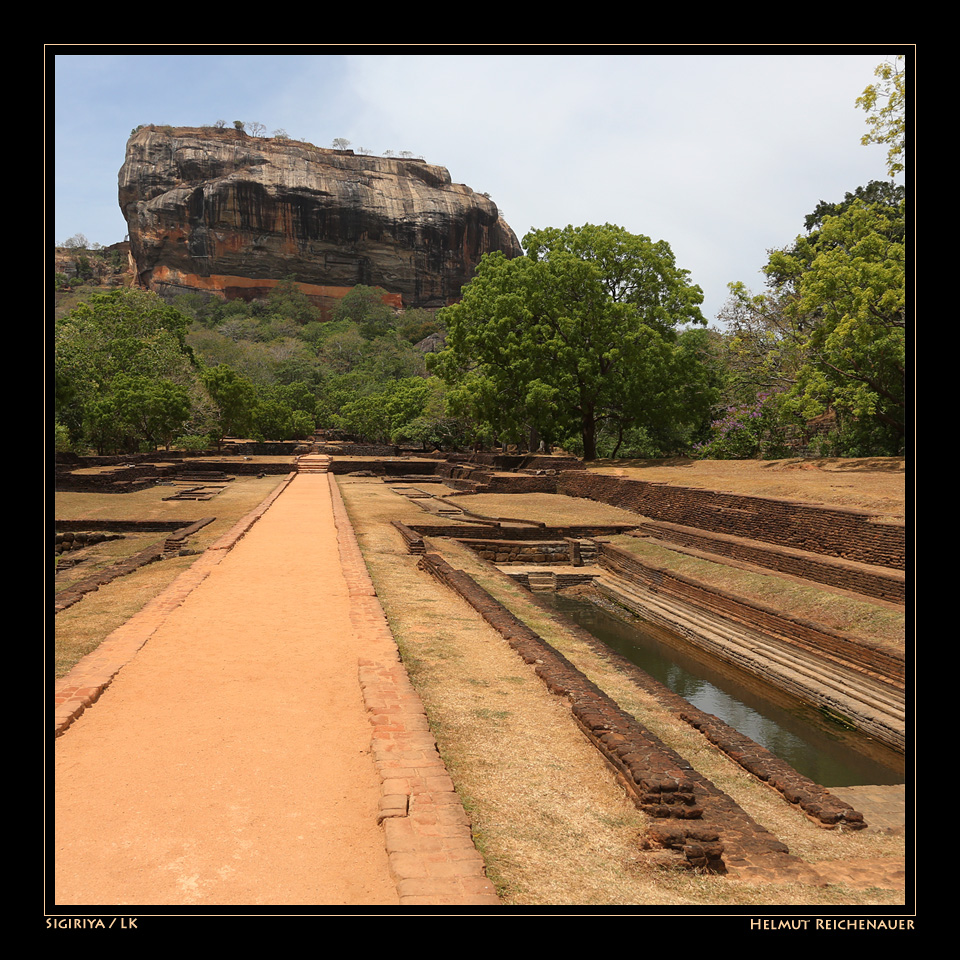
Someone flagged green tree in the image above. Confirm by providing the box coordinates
[721,174,907,457]
[251,398,313,441]
[429,223,707,460]
[314,371,372,427]
[265,276,321,325]
[319,324,368,374]
[599,325,719,458]
[200,364,257,447]
[272,380,317,420]
[335,377,435,445]
[856,55,906,178]
[249,380,317,442]
[83,394,130,455]
[55,288,199,451]
[695,389,794,461]
[803,181,905,236]
[112,375,193,450]
[713,59,908,458]
[397,308,445,345]
[357,331,426,381]
[332,285,396,341]
[764,199,906,453]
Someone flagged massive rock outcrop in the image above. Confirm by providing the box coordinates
[118,125,522,314]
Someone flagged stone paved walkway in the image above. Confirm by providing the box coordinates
[53,469,498,909]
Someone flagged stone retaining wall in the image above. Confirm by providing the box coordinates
[522,589,868,832]
[55,460,290,492]
[445,453,584,472]
[628,522,905,605]
[54,518,215,613]
[481,475,559,494]
[177,460,292,476]
[390,521,427,555]
[598,543,904,687]
[55,531,123,554]
[413,550,850,872]
[505,570,597,590]
[558,472,905,570]
[55,519,197,533]
[330,458,433,475]
[458,538,574,565]
[315,443,399,457]
[403,522,634,542]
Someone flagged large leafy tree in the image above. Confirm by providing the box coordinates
[331,285,397,341]
[717,188,906,456]
[91,375,193,452]
[335,377,438,445]
[712,55,909,458]
[765,198,906,453]
[129,376,191,450]
[200,365,258,446]
[55,288,200,451]
[251,380,317,441]
[429,223,708,460]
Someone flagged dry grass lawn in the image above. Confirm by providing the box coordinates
[586,456,906,518]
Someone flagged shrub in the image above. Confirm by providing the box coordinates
[695,390,793,460]
[175,434,213,452]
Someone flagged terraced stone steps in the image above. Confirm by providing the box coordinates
[594,574,905,753]
[627,521,905,605]
[296,454,331,474]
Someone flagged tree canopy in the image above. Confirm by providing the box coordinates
[428,223,711,460]
[766,197,906,452]
[716,187,906,456]
[856,55,906,178]
[55,288,202,452]
[707,56,909,459]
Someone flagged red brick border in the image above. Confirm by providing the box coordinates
[327,474,501,906]
[53,474,297,737]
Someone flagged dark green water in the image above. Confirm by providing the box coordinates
[546,593,904,788]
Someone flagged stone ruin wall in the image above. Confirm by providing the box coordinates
[556,472,904,571]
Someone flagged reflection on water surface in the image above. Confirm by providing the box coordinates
[545,592,904,788]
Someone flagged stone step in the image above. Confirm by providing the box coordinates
[297,455,331,474]
[577,540,599,560]
[527,571,557,592]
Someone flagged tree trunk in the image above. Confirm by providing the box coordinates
[582,410,597,461]
[528,424,540,453]
[611,422,625,459]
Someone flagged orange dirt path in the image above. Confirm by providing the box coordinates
[54,474,402,908]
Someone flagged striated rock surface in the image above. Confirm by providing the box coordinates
[118,125,522,313]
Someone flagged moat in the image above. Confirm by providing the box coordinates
[546,591,905,788]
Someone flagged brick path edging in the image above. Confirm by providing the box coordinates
[53,474,297,738]
[327,474,501,907]
[55,471,499,906]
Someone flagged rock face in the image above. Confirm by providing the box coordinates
[118,125,522,313]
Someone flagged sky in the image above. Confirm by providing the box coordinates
[49,47,908,325]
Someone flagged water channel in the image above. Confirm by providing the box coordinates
[545,591,905,788]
